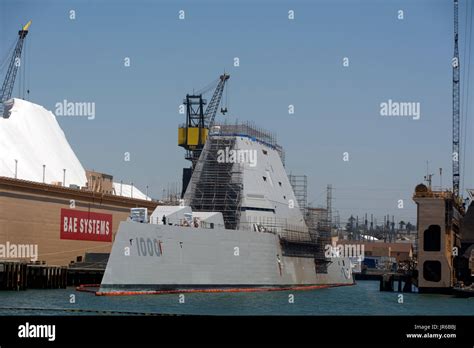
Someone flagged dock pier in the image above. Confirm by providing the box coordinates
[355,271,416,292]
[379,273,415,293]
[0,261,104,290]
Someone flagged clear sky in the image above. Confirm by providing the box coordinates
[1,0,473,226]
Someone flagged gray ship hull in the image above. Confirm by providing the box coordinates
[100,222,354,292]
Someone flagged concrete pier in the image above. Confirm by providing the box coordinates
[379,273,414,293]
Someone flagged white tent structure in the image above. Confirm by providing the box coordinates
[0,98,149,199]
[113,182,149,200]
[0,99,87,186]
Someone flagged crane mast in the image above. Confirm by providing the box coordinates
[453,0,460,198]
[0,20,31,116]
[178,73,230,168]
[206,73,229,129]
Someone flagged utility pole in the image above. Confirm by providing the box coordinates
[382,215,387,242]
[440,168,443,189]
[356,216,359,240]
[391,215,395,242]
[364,213,368,234]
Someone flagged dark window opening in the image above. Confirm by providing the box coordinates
[262,149,268,155]
[240,207,276,213]
[262,176,267,181]
[278,182,282,186]
[423,260,441,282]
[424,225,441,251]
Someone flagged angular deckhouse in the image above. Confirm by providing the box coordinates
[100,124,354,292]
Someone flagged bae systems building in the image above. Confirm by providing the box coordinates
[0,99,158,266]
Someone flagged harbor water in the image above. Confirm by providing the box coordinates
[0,281,473,316]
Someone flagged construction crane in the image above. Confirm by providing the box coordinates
[0,20,32,115]
[178,73,230,167]
[452,0,461,199]
[205,73,230,129]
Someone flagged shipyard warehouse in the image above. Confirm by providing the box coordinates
[0,98,157,267]
[0,22,157,269]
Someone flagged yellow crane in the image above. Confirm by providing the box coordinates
[178,73,230,166]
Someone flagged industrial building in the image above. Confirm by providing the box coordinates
[337,240,414,263]
[0,176,157,266]
[0,21,157,269]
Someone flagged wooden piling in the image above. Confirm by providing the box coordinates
[0,261,103,290]
[380,274,394,291]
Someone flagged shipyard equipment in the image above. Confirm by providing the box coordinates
[178,73,230,167]
[453,0,461,199]
[0,20,31,116]
[413,0,469,293]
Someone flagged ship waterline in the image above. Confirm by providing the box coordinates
[100,222,353,292]
[100,127,354,292]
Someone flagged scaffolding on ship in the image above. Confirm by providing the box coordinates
[185,135,243,230]
[215,121,285,165]
[185,122,330,270]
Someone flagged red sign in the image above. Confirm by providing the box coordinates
[60,208,113,242]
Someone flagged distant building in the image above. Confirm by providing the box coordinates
[85,170,114,195]
[337,240,413,262]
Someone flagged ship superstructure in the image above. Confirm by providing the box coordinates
[100,123,353,292]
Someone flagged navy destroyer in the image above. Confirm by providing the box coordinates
[100,75,354,292]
